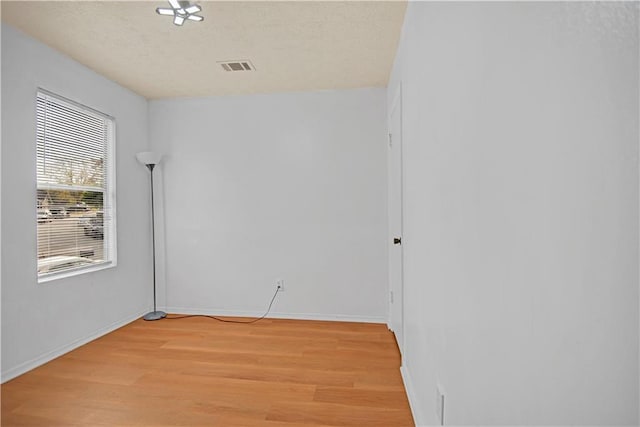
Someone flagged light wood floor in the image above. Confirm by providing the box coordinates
[1,316,414,426]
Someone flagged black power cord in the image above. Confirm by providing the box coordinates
[164,286,280,324]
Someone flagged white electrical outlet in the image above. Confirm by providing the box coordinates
[276,279,284,292]
[435,385,445,425]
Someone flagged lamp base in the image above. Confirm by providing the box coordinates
[143,310,167,321]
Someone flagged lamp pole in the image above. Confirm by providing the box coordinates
[137,153,166,321]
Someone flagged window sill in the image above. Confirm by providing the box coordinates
[38,260,115,284]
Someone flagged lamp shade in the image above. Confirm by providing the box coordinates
[136,151,163,166]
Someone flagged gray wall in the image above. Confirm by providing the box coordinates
[388,2,639,425]
[148,88,388,321]
[1,25,152,381]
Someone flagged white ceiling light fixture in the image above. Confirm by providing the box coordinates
[156,0,204,26]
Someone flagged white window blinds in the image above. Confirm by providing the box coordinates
[36,90,116,280]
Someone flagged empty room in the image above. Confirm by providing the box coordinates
[1,1,638,426]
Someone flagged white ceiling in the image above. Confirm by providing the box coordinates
[1,1,407,99]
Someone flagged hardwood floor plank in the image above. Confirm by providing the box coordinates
[266,401,414,427]
[313,385,410,409]
[27,357,146,386]
[1,317,414,426]
[176,361,357,387]
[353,369,407,389]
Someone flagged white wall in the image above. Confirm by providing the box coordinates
[1,25,152,381]
[389,2,639,425]
[148,88,388,321]
[0,21,4,382]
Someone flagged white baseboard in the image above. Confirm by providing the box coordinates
[163,306,386,324]
[1,308,147,383]
[401,365,432,427]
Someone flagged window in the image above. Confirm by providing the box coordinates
[36,90,116,281]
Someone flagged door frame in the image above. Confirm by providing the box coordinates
[387,83,404,357]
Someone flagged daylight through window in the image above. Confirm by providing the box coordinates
[36,90,116,280]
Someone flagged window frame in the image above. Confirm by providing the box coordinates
[36,88,117,283]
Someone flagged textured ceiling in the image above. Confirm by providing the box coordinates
[1,1,407,99]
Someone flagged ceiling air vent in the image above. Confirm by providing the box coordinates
[219,60,255,72]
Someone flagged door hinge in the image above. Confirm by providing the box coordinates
[388,132,393,147]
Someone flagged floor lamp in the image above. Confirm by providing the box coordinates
[136,151,166,321]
